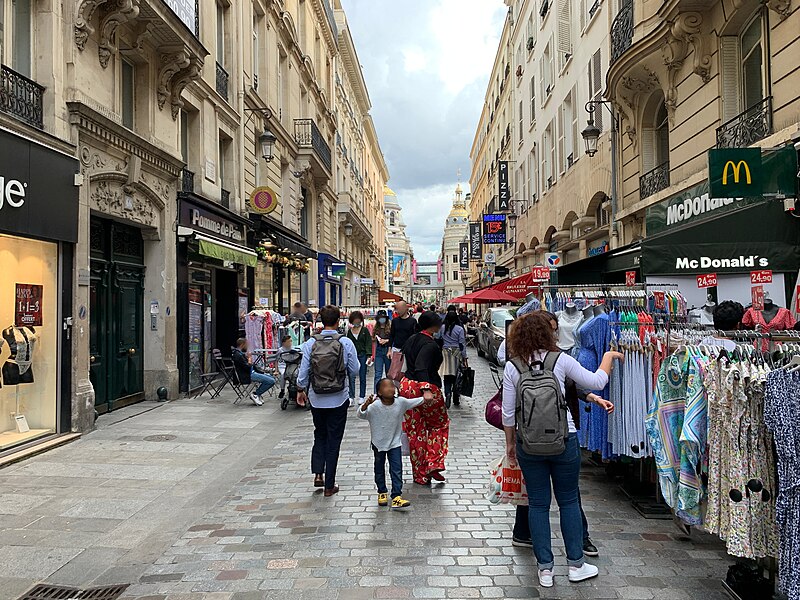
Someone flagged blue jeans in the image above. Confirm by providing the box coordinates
[373,445,403,498]
[349,353,368,399]
[373,345,390,392]
[251,369,276,397]
[516,433,584,570]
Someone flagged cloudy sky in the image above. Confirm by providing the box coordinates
[341,0,507,260]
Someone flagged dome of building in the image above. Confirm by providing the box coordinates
[447,183,469,220]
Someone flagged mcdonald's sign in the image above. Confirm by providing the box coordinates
[708,148,762,198]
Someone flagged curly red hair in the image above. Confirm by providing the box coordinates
[508,311,559,360]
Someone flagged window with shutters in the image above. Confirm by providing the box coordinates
[527,150,537,203]
[527,12,536,53]
[564,87,577,169]
[579,0,587,33]
[587,50,603,131]
[541,36,555,102]
[719,11,768,124]
[557,0,573,71]
[639,91,670,198]
[1,0,32,77]
[519,100,524,142]
[557,105,565,174]
[529,75,536,124]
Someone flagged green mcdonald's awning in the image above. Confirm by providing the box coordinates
[197,235,258,267]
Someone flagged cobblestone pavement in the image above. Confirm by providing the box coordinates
[0,351,733,600]
[116,351,731,600]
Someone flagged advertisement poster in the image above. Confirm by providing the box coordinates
[15,283,43,327]
[415,275,432,286]
[459,243,469,271]
[188,301,203,390]
[238,291,249,328]
[469,222,482,259]
[392,254,409,280]
[483,214,507,244]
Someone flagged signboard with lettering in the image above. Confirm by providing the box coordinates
[696,273,718,289]
[750,269,773,284]
[531,266,550,281]
[179,199,245,243]
[498,161,510,211]
[708,148,762,198]
[15,283,43,327]
[653,291,666,310]
[162,0,198,36]
[751,285,765,311]
[469,222,482,259]
[625,271,636,287]
[482,214,507,244]
[249,186,279,214]
[459,242,469,271]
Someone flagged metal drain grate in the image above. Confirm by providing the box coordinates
[18,584,129,600]
[142,434,176,442]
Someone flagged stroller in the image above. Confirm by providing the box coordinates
[280,348,304,410]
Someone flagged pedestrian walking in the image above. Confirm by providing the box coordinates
[297,305,360,497]
[231,338,276,406]
[346,310,371,406]
[399,311,449,485]
[503,312,622,588]
[440,310,467,407]
[371,309,392,392]
[388,300,418,381]
[358,378,423,508]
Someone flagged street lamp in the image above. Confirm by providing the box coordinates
[344,222,353,237]
[581,100,619,241]
[581,120,602,157]
[259,127,277,163]
[460,271,469,295]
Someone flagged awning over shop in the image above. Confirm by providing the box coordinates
[197,234,258,267]
[642,201,800,275]
[250,213,317,259]
[379,289,402,303]
[490,272,540,299]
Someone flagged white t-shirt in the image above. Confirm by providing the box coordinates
[502,351,609,433]
[358,396,424,451]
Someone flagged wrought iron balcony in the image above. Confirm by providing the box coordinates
[181,168,195,193]
[716,97,772,149]
[221,188,230,208]
[216,62,229,101]
[639,161,670,199]
[294,118,332,173]
[610,0,634,65]
[0,65,44,129]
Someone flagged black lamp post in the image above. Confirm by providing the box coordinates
[581,100,619,242]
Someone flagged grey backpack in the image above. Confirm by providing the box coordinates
[510,352,569,456]
[310,333,346,394]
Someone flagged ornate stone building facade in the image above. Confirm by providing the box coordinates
[442,184,470,301]
[384,187,414,301]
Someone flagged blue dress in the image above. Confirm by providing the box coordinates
[577,312,612,458]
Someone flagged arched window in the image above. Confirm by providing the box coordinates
[389,211,396,227]
[639,91,670,198]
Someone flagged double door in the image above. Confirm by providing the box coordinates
[89,219,145,414]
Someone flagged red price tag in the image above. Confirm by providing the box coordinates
[750,270,773,284]
[796,285,800,314]
[653,291,666,310]
[531,266,550,281]
[625,271,636,287]
[696,273,718,289]
[751,285,765,311]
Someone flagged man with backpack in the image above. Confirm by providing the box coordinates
[297,305,360,497]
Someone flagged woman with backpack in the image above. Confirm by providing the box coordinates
[399,311,449,485]
[440,309,467,407]
[503,311,622,588]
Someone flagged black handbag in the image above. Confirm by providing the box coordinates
[458,366,475,397]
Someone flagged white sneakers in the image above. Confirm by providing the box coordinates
[537,563,599,587]
[568,563,599,582]
[250,393,264,406]
[358,397,366,405]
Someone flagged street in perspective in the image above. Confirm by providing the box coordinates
[0,1,799,600]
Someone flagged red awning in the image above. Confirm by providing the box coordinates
[489,272,541,299]
[378,289,403,303]
[451,288,517,304]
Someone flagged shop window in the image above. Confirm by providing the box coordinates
[0,234,58,450]
[121,58,135,129]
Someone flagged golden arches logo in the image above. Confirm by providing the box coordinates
[722,160,752,185]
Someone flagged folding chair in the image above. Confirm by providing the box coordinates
[193,367,224,399]
[229,361,258,404]
[211,349,237,396]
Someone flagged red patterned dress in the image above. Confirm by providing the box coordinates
[400,376,450,484]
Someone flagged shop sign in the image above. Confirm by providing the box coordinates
[15,283,43,327]
[361,278,375,285]
[750,269,773,284]
[588,241,609,257]
[625,271,636,287]
[498,162,510,211]
[751,285,765,311]
[330,262,346,277]
[708,148,762,198]
[484,253,496,264]
[162,0,198,36]
[180,201,245,242]
[696,273,718,289]
[677,254,769,271]
[249,186,279,214]
[482,214,507,244]
[469,222,482,259]
[531,266,550,280]
[545,252,561,268]
[459,242,469,271]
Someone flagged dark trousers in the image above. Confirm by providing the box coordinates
[513,489,590,542]
[311,401,349,489]
[443,375,456,400]
[373,445,403,498]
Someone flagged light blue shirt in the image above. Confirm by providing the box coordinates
[297,329,360,409]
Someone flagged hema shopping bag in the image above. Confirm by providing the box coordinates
[486,456,528,505]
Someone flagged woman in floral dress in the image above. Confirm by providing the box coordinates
[399,311,449,485]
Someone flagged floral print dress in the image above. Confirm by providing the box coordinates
[399,377,450,484]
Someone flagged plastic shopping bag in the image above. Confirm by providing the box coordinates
[486,455,528,506]
[400,432,410,457]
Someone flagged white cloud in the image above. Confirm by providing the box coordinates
[402,46,427,73]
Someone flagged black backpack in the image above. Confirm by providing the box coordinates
[310,333,346,394]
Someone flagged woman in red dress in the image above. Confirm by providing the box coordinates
[399,311,449,485]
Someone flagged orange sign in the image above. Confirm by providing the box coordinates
[249,186,279,214]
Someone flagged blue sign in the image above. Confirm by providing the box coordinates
[482,214,507,244]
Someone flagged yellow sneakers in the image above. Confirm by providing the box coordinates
[391,496,411,508]
[377,493,389,506]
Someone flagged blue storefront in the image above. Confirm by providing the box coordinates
[317,253,345,306]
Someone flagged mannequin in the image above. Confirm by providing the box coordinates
[592,304,606,316]
[761,295,779,324]
[2,326,37,386]
[742,293,796,350]
[556,302,583,351]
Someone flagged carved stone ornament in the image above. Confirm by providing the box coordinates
[90,180,157,227]
[621,67,660,95]
[766,0,792,18]
[75,0,110,51]
[133,22,154,53]
[157,47,191,111]
[169,56,204,119]
[660,11,711,120]
[98,0,141,69]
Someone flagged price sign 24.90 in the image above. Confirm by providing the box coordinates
[696,273,718,289]
[750,270,773,284]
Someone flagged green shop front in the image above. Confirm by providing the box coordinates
[176,196,257,392]
[642,180,800,310]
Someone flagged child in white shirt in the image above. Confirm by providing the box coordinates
[358,378,423,508]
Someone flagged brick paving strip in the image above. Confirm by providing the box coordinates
[0,352,733,600]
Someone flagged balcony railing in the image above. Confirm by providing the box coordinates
[216,62,229,101]
[639,161,670,199]
[0,65,44,129]
[610,0,634,65]
[716,97,772,149]
[294,118,332,172]
[221,188,230,208]
[181,168,195,193]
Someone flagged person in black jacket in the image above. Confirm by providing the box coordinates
[398,311,449,485]
[387,300,418,381]
[231,338,276,406]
